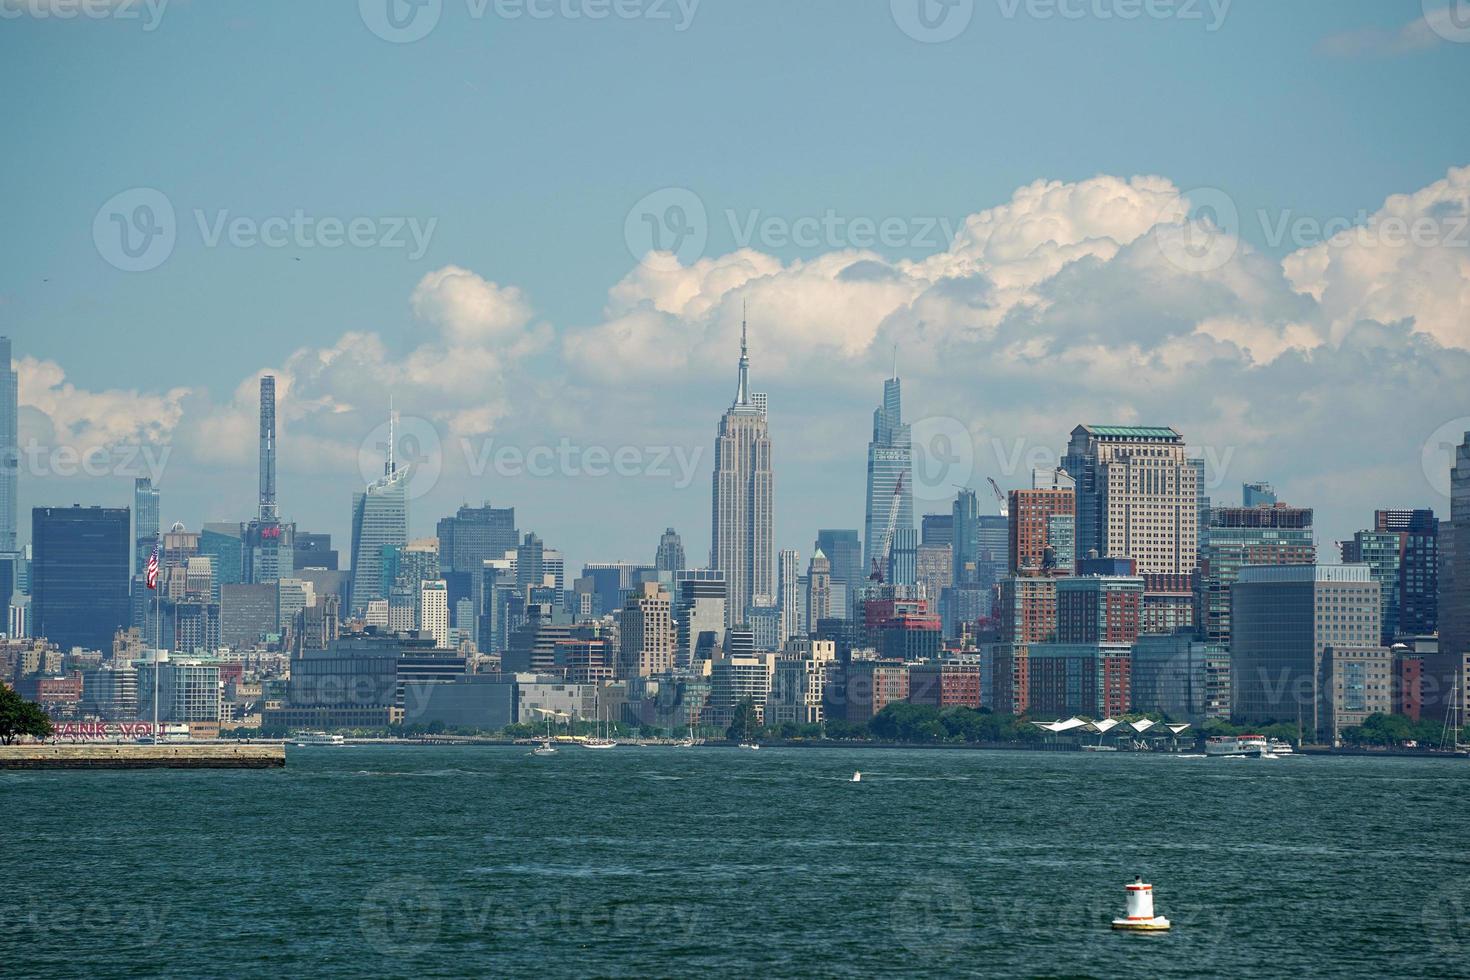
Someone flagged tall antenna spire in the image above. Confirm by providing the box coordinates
[386,395,397,477]
[736,303,750,406]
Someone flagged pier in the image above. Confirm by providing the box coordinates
[0,743,286,770]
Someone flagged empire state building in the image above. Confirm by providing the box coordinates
[710,317,774,628]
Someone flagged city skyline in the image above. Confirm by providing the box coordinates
[3,4,1469,569]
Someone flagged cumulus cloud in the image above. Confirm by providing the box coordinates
[16,167,1470,549]
[16,357,189,451]
[1283,165,1470,348]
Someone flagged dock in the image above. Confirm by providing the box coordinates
[0,743,286,770]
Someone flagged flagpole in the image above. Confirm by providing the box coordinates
[152,533,161,742]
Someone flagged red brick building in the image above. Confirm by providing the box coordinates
[991,643,1030,716]
[908,660,982,709]
[997,577,1057,644]
[1393,651,1422,721]
[842,660,910,724]
[1009,488,1075,576]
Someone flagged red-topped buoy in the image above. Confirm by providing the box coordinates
[1111,876,1171,931]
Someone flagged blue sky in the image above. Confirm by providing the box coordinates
[2,0,1469,570]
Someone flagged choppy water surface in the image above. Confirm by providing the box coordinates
[4,746,1468,977]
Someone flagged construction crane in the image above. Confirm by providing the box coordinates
[869,472,905,584]
[987,477,1009,519]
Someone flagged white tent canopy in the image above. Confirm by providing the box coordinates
[1030,717,1191,736]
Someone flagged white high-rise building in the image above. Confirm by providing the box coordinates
[618,581,673,678]
[1061,425,1199,574]
[710,316,774,627]
[420,579,450,649]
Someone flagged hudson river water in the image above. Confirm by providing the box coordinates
[4,745,1468,977]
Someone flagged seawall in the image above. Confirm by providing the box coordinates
[0,743,286,770]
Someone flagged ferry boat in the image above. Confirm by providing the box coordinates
[293,732,346,747]
[1204,734,1269,757]
[1267,738,1295,756]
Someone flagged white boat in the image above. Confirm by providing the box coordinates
[737,743,761,751]
[1267,739,1295,756]
[293,732,345,747]
[531,741,558,756]
[1204,734,1269,757]
[676,724,699,748]
[851,771,862,782]
[581,706,617,750]
[1081,744,1119,752]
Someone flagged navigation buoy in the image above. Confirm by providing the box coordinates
[1111,876,1171,931]
[851,771,862,783]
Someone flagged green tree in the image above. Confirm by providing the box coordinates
[726,699,760,741]
[0,682,55,744]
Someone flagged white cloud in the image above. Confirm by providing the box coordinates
[1283,165,1470,348]
[15,169,1470,551]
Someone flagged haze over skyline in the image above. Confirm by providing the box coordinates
[2,0,1469,569]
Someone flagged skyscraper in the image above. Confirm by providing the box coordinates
[815,529,861,619]
[1009,469,1076,577]
[1342,509,1439,642]
[436,503,517,575]
[618,582,673,679]
[32,506,130,653]
[1433,433,1470,719]
[777,548,801,644]
[133,477,160,574]
[655,527,686,573]
[674,569,726,665]
[349,413,410,613]
[1197,503,1315,646]
[1061,425,1199,574]
[1231,564,1381,739]
[806,549,832,634]
[258,375,278,523]
[243,376,295,584]
[863,375,913,580]
[0,337,16,553]
[710,317,774,626]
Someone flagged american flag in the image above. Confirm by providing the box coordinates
[145,544,159,591]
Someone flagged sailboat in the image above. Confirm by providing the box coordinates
[582,707,617,750]
[677,723,698,748]
[531,711,558,756]
[1442,678,1468,756]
